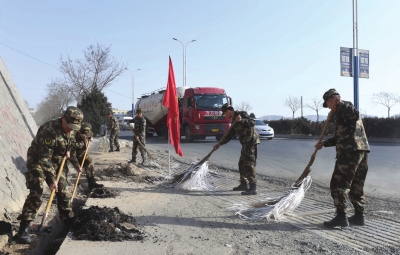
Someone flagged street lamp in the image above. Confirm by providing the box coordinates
[125,68,140,117]
[172,38,196,87]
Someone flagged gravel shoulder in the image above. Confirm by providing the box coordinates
[2,138,399,255]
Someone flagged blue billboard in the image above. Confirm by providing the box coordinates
[340,47,353,77]
[359,49,369,79]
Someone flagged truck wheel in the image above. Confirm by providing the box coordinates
[162,125,168,140]
[216,134,223,141]
[185,125,194,142]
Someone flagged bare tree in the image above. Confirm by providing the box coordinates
[234,101,252,112]
[305,97,324,122]
[284,96,301,119]
[33,80,75,125]
[60,43,127,100]
[372,92,398,118]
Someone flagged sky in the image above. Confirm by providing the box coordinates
[1,0,400,118]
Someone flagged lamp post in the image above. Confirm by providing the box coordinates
[125,68,140,117]
[172,38,196,87]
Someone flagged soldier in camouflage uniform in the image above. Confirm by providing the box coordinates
[76,122,104,190]
[16,106,83,244]
[107,111,120,152]
[129,108,147,164]
[213,104,260,195]
[315,89,370,228]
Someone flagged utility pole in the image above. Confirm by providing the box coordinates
[301,96,303,118]
[353,0,359,109]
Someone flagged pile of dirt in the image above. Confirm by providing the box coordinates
[72,206,143,241]
[95,163,164,184]
[90,187,120,198]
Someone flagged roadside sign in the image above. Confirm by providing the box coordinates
[359,49,369,78]
[340,47,369,78]
[340,47,353,77]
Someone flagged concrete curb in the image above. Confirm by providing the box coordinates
[275,134,400,144]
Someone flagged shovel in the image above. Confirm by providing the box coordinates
[39,156,67,233]
[70,140,91,203]
[128,127,155,160]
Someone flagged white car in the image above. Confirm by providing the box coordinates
[255,119,274,140]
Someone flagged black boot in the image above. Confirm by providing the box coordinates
[109,147,114,152]
[348,211,365,226]
[115,146,120,152]
[324,210,349,228]
[88,177,104,190]
[233,180,248,191]
[128,157,136,164]
[241,183,257,195]
[17,220,31,244]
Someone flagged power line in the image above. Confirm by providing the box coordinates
[106,88,132,100]
[0,42,133,101]
[0,42,59,70]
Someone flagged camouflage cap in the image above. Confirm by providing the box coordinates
[136,108,142,114]
[322,89,340,108]
[64,106,83,130]
[79,122,92,136]
[221,103,234,116]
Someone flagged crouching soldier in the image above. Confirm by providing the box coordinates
[16,106,83,244]
[76,122,104,190]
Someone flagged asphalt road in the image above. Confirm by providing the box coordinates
[119,131,400,199]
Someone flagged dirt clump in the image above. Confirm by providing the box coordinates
[89,187,119,198]
[72,206,143,242]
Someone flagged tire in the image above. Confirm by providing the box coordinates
[199,135,207,140]
[216,134,223,141]
[185,125,194,142]
[161,125,168,140]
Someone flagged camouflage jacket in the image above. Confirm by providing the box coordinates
[324,100,370,156]
[131,116,146,138]
[107,116,119,132]
[219,111,260,146]
[26,118,79,185]
[75,133,90,162]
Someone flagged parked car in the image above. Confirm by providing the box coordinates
[255,119,274,140]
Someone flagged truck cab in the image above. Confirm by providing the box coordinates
[181,87,231,142]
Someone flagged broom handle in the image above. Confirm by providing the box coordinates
[40,156,67,227]
[129,127,154,159]
[295,105,336,183]
[70,140,91,203]
[196,120,237,166]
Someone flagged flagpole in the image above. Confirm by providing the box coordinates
[168,128,171,176]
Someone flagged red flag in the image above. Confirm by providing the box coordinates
[162,56,183,156]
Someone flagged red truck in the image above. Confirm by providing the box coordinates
[135,87,232,142]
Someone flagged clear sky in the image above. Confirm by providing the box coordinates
[1,0,399,118]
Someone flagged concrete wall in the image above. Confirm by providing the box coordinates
[0,57,38,216]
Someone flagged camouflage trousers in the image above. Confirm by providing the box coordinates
[17,166,74,221]
[330,151,369,212]
[109,130,119,149]
[80,155,95,178]
[132,136,146,160]
[238,143,258,184]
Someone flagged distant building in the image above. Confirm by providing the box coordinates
[112,108,129,115]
